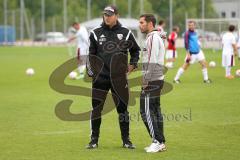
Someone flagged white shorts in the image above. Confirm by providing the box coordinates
[222,54,235,67]
[185,50,205,64]
[166,50,177,59]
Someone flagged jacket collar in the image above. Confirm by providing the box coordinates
[146,29,158,38]
[101,20,121,30]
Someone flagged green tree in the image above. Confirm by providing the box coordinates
[148,0,218,33]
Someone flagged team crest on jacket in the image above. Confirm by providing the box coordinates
[117,34,123,40]
[99,34,106,45]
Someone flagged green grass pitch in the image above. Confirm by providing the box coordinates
[0,46,240,160]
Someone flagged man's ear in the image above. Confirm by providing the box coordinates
[151,22,155,28]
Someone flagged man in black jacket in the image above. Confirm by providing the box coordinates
[86,5,140,149]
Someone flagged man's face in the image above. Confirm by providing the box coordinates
[188,22,195,31]
[73,24,80,30]
[175,27,180,33]
[139,17,150,33]
[103,14,118,26]
[162,23,166,28]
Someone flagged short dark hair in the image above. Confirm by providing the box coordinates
[229,25,235,32]
[173,26,179,31]
[72,22,78,26]
[158,20,165,26]
[140,14,156,27]
[188,20,195,25]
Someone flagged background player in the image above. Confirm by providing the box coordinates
[165,26,180,68]
[173,21,211,84]
[157,20,167,39]
[222,25,238,79]
[68,22,89,79]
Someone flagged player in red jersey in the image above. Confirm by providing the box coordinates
[165,26,179,68]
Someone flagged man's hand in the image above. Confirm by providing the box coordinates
[68,36,76,43]
[142,78,148,90]
[127,64,135,75]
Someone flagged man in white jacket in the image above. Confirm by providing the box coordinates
[139,14,166,153]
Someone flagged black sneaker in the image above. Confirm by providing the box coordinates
[204,79,212,84]
[173,79,181,84]
[123,139,136,149]
[86,138,98,149]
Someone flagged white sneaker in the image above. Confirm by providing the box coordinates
[146,141,166,153]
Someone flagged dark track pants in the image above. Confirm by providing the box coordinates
[90,75,129,142]
[140,80,165,143]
